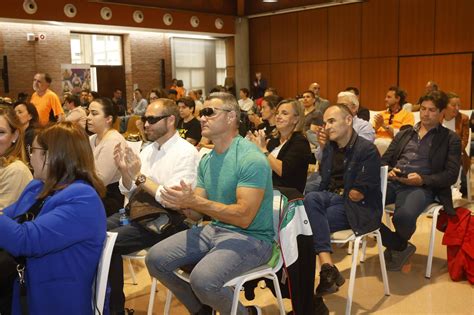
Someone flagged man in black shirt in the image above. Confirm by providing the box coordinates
[380,91,460,271]
[177,97,201,146]
[304,104,382,297]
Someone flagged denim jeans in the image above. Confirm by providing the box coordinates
[106,213,187,311]
[145,224,272,315]
[304,172,322,194]
[380,181,434,250]
[304,191,351,254]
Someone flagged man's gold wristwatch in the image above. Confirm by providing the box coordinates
[135,174,147,186]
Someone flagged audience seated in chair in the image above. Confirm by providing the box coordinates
[0,106,32,210]
[306,91,375,193]
[373,86,414,155]
[249,99,312,193]
[0,122,106,314]
[380,90,461,271]
[106,98,199,315]
[88,98,127,217]
[177,97,202,146]
[304,104,382,298]
[440,92,470,197]
[145,92,274,315]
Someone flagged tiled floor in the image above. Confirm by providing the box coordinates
[123,207,474,314]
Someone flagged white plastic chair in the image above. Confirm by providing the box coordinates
[384,202,443,278]
[330,166,390,315]
[163,189,287,315]
[93,231,118,315]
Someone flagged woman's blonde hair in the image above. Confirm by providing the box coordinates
[272,99,305,138]
[0,105,27,167]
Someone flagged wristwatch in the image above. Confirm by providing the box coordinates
[135,174,147,186]
[263,151,270,157]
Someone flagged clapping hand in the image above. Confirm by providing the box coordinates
[114,143,142,179]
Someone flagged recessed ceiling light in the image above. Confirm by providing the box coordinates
[263,0,278,2]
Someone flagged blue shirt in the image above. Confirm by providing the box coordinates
[395,123,438,175]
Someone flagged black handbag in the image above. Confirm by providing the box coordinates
[126,188,184,234]
[9,196,49,315]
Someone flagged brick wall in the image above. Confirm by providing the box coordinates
[124,32,173,105]
[0,22,70,100]
[0,21,173,105]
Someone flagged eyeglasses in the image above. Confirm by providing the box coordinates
[27,145,47,156]
[199,107,232,118]
[141,115,170,125]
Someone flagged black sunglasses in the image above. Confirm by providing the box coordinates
[141,115,170,125]
[199,107,232,118]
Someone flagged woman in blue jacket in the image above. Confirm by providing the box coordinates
[0,122,107,314]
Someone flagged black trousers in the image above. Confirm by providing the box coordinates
[106,213,187,311]
[0,250,17,315]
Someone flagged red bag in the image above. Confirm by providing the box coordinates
[437,207,474,284]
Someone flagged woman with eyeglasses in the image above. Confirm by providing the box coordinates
[0,122,106,314]
[0,106,33,210]
[87,97,126,217]
[249,99,312,193]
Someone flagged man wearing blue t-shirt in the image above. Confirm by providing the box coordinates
[146,92,274,315]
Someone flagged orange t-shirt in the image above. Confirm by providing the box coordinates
[31,89,64,126]
[374,108,414,138]
[175,87,186,99]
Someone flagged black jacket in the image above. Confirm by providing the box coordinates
[320,130,383,235]
[381,125,461,215]
[267,132,312,193]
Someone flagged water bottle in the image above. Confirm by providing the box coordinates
[119,208,130,226]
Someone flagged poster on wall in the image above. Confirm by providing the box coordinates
[60,64,96,96]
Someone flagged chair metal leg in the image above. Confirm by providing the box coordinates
[426,207,442,279]
[147,277,157,315]
[375,230,390,296]
[345,236,361,315]
[348,240,353,255]
[360,236,367,263]
[230,282,244,315]
[127,258,137,285]
[163,288,172,315]
[270,272,286,315]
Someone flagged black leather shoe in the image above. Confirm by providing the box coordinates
[315,263,345,297]
[313,296,329,315]
[193,304,213,315]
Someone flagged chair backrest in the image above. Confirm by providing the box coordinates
[413,111,420,125]
[93,231,118,315]
[127,115,141,132]
[380,166,389,209]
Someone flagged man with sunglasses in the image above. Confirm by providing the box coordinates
[107,98,200,315]
[373,86,414,155]
[146,92,274,315]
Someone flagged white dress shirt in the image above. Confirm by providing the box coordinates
[119,131,200,203]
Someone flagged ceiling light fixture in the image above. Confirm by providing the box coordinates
[263,0,278,2]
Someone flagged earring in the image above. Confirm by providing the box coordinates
[12,140,16,144]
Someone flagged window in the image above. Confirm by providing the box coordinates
[172,38,226,97]
[70,33,122,66]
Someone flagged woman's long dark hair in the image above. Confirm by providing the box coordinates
[35,122,105,198]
